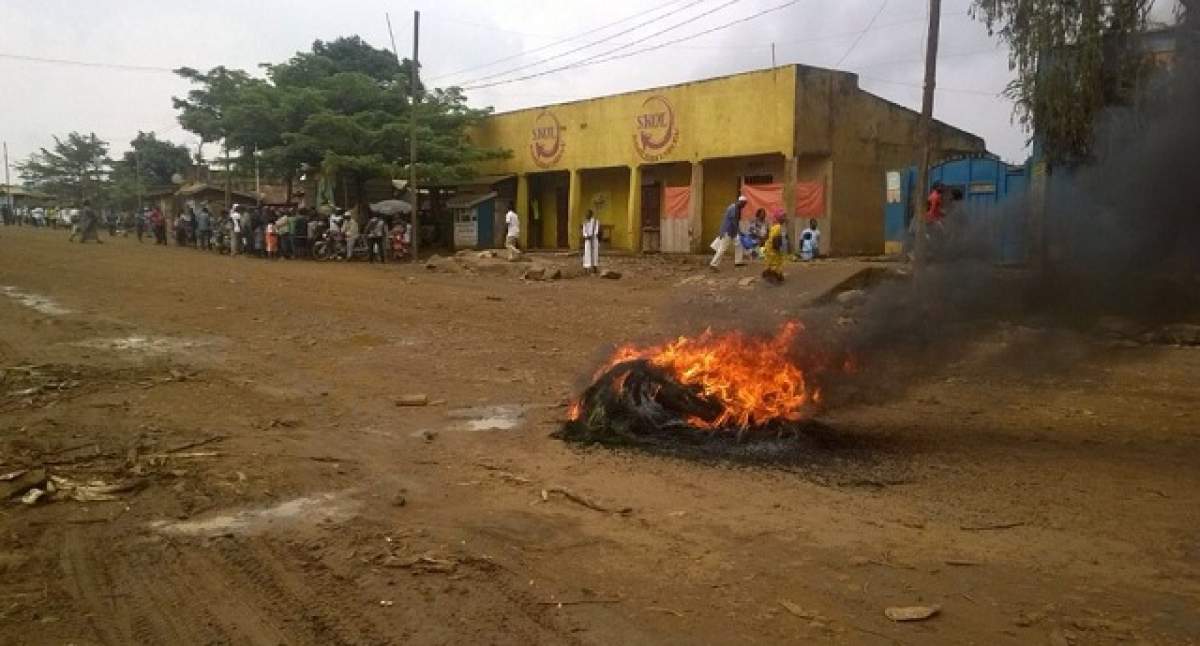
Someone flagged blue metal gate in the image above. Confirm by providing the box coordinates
[884,156,1030,264]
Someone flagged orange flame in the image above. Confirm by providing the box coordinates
[590,322,819,429]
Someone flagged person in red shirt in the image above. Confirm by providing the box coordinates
[148,207,166,245]
[924,182,946,224]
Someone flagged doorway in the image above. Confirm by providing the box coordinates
[641,182,662,252]
[555,186,569,248]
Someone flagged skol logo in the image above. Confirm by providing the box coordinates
[633,95,679,162]
[530,110,565,168]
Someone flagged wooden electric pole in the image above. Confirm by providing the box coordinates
[135,151,143,212]
[2,141,12,214]
[409,10,421,261]
[223,140,232,212]
[912,0,942,262]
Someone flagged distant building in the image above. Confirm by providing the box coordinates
[469,64,986,256]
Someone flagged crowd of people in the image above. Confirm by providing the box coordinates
[10,194,836,278]
[65,202,413,263]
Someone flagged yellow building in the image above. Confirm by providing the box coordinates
[470,64,985,256]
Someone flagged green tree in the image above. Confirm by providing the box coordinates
[172,66,257,156]
[18,132,110,203]
[972,0,1155,164]
[173,35,507,207]
[105,132,192,211]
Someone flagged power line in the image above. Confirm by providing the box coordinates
[427,0,699,81]
[836,0,890,66]
[458,0,744,88]
[854,47,1001,69]
[858,74,1001,96]
[462,0,799,91]
[0,9,974,80]
[0,51,176,74]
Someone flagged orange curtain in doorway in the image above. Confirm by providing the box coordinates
[663,186,691,219]
[795,180,826,217]
[740,183,784,220]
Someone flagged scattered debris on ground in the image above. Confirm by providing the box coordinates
[885,605,941,622]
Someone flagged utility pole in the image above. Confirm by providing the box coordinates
[135,151,143,212]
[254,144,261,209]
[771,42,777,67]
[2,141,12,214]
[223,140,232,212]
[912,0,942,262]
[409,10,421,261]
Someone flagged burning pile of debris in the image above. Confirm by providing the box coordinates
[559,323,831,446]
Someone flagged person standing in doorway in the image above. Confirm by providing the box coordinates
[581,210,600,274]
[709,195,747,271]
[504,202,521,261]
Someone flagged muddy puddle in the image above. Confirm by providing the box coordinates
[406,404,528,439]
[150,492,358,536]
[70,335,219,356]
[1,286,73,316]
[446,404,526,431]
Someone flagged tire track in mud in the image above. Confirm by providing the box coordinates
[60,530,127,645]
[211,538,388,646]
[61,530,242,645]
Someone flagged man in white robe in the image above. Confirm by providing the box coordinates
[582,210,600,273]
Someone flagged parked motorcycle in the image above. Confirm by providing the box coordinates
[313,230,369,261]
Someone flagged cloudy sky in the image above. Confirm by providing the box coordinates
[0,0,1181,171]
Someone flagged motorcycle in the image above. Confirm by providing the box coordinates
[313,229,369,261]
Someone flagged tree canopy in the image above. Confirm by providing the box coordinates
[173,35,507,204]
[18,132,110,203]
[105,132,193,211]
[972,0,1156,164]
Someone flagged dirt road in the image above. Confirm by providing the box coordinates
[2,227,1198,645]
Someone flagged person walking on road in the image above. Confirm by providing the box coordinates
[709,195,747,271]
[74,200,103,244]
[762,209,787,283]
[581,209,600,274]
[504,203,521,261]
